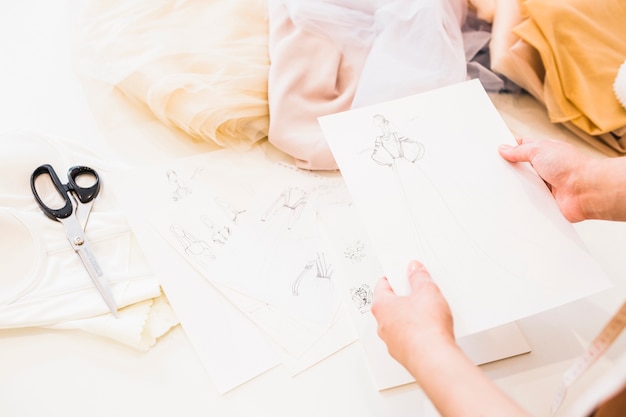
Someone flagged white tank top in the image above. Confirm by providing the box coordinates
[0,130,161,328]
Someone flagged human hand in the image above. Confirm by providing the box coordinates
[371,260,454,373]
[498,138,598,222]
[373,261,533,417]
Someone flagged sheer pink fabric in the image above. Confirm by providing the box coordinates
[267,0,468,170]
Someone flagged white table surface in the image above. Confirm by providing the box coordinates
[1,2,625,417]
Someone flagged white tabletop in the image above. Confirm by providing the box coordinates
[1,2,625,417]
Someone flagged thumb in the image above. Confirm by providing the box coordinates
[407,260,432,291]
[498,138,538,164]
[374,276,395,298]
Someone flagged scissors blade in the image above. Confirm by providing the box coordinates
[70,193,94,232]
[60,215,119,318]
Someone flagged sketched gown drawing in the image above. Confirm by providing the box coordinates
[260,186,308,230]
[371,114,425,167]
[170,224,215,271]
[291,252,333,296]
[370,115,517,288]
[166,170,192,201]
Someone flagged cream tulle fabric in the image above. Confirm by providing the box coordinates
[74,0,270,149]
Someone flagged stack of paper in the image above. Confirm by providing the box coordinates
[112,148,358,392]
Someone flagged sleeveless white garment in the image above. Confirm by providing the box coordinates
[0,131,178,350]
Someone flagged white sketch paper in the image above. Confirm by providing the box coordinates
[201,163,351,328]
[317,204,531,391]
[113,148,356,392]
[318,79,612,339]
[110,149,281,394]
[147,151,357,370]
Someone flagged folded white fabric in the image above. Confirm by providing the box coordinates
[46,295,179,351]
[615,59,626,111]
[0,131,178,350]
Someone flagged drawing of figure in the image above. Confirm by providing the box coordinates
[261,187,308,230]
[166,170,192,201]
[216,198,246,223]
[170,224,215,270]
[350,284,373,314]
[292,252,333,296]
[344,240,366,263]
[201,214,231,245]
[371,114,425,167]
[368,114,520,289]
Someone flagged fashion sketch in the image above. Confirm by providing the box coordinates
[350,284,373,314]
[201,214,231,245]
[343,240,366,263]
[216,197,246,223]
[261,186,308,230]
[366,114,520,288]
[170,223,215,270]
[166,170,192,201]
[370,114,425,167]
[291,252,333,296]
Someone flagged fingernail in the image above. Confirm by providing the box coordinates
[407,260,422,275]
[499,144,512,150]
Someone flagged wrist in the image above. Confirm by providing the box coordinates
[404,330,458,379]
[581,157,626,221]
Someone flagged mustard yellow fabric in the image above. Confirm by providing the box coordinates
[514,0,626,136]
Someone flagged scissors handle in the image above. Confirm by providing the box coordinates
[67,165,100,203]
[30,164,100,221]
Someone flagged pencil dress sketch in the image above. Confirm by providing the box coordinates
[370,114,425,167]
[367,113,520,290]
[166,170,193,201]
[215,197,246,223]
[260,186,308,230]
[201,214,232,245]
[170,223,215,271]
[291,252,333,296]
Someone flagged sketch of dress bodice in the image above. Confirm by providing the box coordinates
[166,170,192,201]
[371,114,424,167]
[170,224,215,270]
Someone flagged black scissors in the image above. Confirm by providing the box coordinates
[30,164,119,318]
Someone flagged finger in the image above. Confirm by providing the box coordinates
[498,140,538,163]
[373,276,395,298]
[406,260,432,291]
[516,137,539,146]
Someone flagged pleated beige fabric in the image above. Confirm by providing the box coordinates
[74,0,270,150]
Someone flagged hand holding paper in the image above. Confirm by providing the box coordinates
[371,260,454,370]
[318,79,612,339]
[499,137,626,222]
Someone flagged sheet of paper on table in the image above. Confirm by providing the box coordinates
[317,79,612,341]
[111,148,358,392]
[317,204,531,391]
[149,159,358,373]
[152,163,347,328]
[111,149,280,393]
